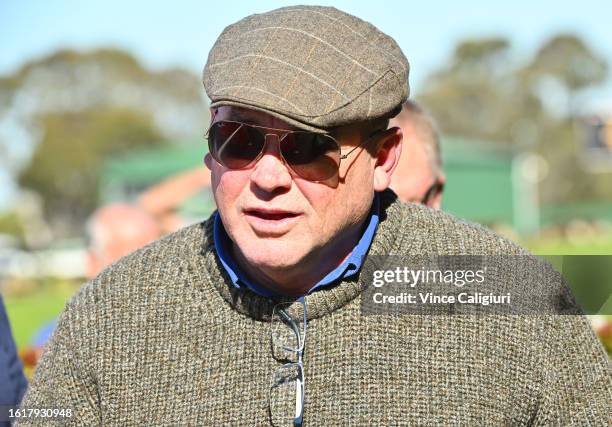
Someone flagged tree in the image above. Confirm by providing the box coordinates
[526,35,608,94]
[19,108,165,234]
[416,33,610,204]
[0,48,209,238]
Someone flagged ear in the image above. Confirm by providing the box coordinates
[373,126,402,192]
[204,153,214,171]
[428,174,446,210]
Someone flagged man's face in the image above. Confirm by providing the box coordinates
[205,106,381,286]
[389,119,442,208]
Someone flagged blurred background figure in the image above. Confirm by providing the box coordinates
[85,203,162,278]
[390,100,445,208]
[138,167,211,234]
[20,170,212,368]
[0,295,28,422]
[22,203,163,367]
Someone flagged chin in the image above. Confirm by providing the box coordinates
[240,237,307,271]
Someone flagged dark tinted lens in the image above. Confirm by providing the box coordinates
[281,133,340,181]
[208,122,264,169]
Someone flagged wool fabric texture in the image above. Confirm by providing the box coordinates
[19,190,612,425]
[203,5,410,133]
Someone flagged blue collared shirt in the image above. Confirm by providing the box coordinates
[213,192,381,298]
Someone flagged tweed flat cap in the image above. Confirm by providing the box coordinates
[203,5,410,132]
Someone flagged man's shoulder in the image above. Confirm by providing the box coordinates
[71,216,215,311]
[380,194,587,316]
[99,217,211,279]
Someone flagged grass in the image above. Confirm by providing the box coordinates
[526,240,612,255]
[3,279,81,349]
[523,233,612,318]
[523,232,612,255]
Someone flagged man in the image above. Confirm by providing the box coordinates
[20,5,611,425]
[0,295,28,426]
[389,100,445,208]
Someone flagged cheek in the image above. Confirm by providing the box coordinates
[297,162,374,232]
[293,179,333,214]
[211,167,246,214]
[340,159,377,218]
[210,164,222,192]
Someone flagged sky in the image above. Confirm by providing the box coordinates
[1,0,611,103]
[1,0,611,208]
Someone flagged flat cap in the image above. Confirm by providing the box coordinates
[203,5,410,132]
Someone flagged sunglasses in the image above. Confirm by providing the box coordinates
[205,120,377,182]
[421,181,444,205]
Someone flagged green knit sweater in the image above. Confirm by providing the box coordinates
[19,191,611,425]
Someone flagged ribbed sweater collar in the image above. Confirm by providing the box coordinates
[194,189,407,321]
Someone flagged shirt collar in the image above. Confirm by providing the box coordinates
[213,192,381,298]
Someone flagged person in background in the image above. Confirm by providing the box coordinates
[0,295,28,425]
[389,100,445,208]
[22,203,162,368]
[138,167,211,234]
[85,203,162,278]
[24,170,208,369]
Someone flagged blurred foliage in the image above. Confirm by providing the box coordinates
[19,108,166,231]
[525,233,612,256]
[0,211,26,245]
[418,33,611,204]
[1,48,208,237]
[0,48,204,105]
[525,35,608,92]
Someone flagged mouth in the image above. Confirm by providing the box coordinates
[244,209,300,220]
[243,208,302,236]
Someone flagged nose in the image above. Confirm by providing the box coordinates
[249,133,293,193]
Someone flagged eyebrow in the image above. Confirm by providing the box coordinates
[227,111,253,123]
[225,111,301,132]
